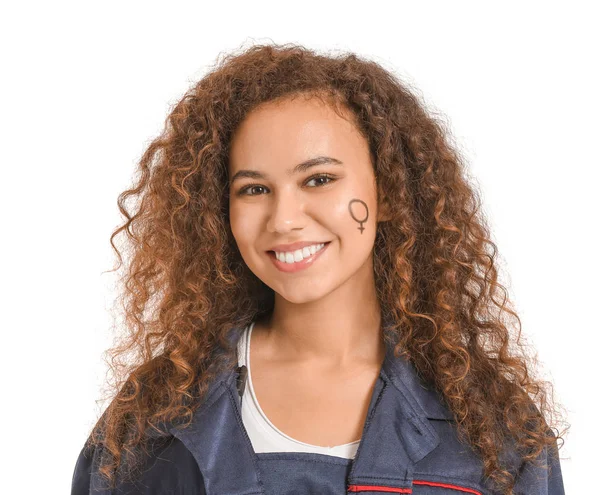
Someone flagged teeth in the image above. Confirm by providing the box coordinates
[274,243,325,263]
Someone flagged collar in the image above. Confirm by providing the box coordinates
[168,319,454,494]
[225,315,453,420]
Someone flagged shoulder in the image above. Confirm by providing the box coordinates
[512,433,565,495]
[71,435,206,494]
[71,327,241,494]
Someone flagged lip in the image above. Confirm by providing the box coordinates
[267,241,331,273]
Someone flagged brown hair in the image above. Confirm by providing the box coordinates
[85,43,568,493]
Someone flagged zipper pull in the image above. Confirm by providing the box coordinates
[236,365,248,398]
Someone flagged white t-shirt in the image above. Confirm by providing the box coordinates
[236,320,361,459]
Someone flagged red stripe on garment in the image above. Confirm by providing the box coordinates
[347,485,412,493]
[347,480,482,494]
[413,480,482,495]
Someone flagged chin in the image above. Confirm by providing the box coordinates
[272,280,335,305]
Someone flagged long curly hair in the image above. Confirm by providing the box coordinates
[84,43,568,494]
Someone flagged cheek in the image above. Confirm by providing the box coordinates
[229,206,256,247]
[328,200,353,229]
[323,188,375,236]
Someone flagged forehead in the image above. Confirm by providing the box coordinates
[228,96,367,171]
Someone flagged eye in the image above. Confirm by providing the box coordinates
[305,174,335,188]
[238,185,268,196]
[236,173,337,196]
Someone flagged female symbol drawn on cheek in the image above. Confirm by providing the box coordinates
[348,199,369,234]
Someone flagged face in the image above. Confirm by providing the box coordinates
[228,95,386,304]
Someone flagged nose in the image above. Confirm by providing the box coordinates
[266,190,308,234]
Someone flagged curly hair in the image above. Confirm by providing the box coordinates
[84,43,568,494]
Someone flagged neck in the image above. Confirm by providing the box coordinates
[257,258,385,371]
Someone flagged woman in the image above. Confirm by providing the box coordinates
[71,44,567,494]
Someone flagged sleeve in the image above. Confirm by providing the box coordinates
[512,435,565,495]
[71,435,206,495]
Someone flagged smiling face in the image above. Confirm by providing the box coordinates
[228,94,386,305]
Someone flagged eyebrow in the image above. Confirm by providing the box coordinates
[229,156,343,185]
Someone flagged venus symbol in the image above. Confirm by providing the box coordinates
[348,199,369,234]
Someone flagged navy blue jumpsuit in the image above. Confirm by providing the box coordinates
[71,323,565,494]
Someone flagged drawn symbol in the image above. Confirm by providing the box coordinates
[348,199,369,234]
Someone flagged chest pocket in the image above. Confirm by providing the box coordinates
[255,452,353,495]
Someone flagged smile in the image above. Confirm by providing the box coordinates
[267,242,331,273]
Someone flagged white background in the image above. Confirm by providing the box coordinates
[1,1,597,493]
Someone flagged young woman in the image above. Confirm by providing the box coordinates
[71,44,567,495]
